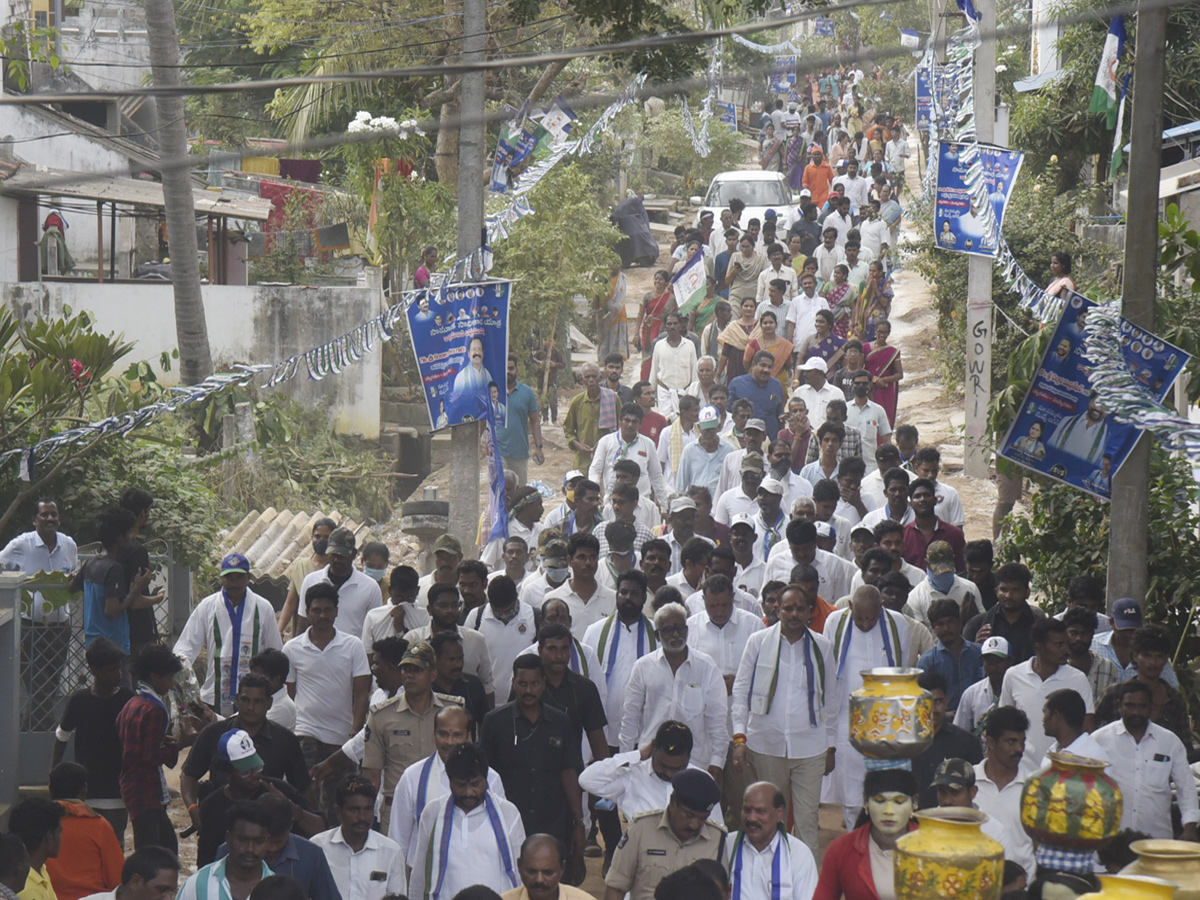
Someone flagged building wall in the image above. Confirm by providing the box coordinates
[0,197,19,283]
[1,279,383,437]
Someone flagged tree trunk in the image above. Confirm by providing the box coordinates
[435,97,460,187]
[526,59,569,109]
[144,0,214,385]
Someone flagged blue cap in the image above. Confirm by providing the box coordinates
[763,208,778,219]
[1111,597,1142,630]
[220,552,251,576]
[670,769,721,812]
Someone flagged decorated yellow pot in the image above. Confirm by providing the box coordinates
[1121,841,1200,900]
[848,667,934,759]
[1020,751,1122,849]
[895,808,1004,900]
[1076,875,1179,900]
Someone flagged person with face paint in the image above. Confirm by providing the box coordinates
[409,744,527,900]
[812,769,917,900]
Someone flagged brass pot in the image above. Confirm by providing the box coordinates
[1076,875,1178,900]
[1121,841,1200,900]
[848,667,934,760]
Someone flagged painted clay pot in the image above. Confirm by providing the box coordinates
[1121,840,1200,900]
[895,808,1004,900]
[1076,875,1179,900]
[1019,751,1122,849]
[848,667,934,759]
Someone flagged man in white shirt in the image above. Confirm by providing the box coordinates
[650,313,698,419]
[834,160,871,212]
[932,759,1031,882]
[619,603,730,780]
[362,567,431,658]
[298,527,383,640]
[467,575,537,700]
[729,515,768,597]
[312,777,408,900]
[823,586,911,829]
[717,418,768,495]
[713,452,766,525]
[284,582,372,810]
[1040,688,1109,766]
[813,227,845,282]
[861,467,914,530]
[859,201,891,261]
[409,744,526,900]
[589,404,670,510]
[686,575,764,697]
[250,648,298,731]
[725,783,819,900]
[764,520,856,603]
[657,396,700,485]
[825,196,855,247]
[911,448,966,528]
[973,706,1035,880]
[905,542,981,626]
[786,273,828,347]
[1093,681,1200,840]
[579,720,699,819]
[998,617,1094,771]
[387,706,505,865]
[954,637,1013,735]
[731,586,834,853]
[544,533,616,639]
[755,244,797,305]
[175,552,283,716]
[792,359,843,430]
[845,371,892,471]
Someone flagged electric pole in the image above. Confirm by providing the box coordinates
[1107,1,1166,606]
[964,0,995,479]
[449,0,486,553]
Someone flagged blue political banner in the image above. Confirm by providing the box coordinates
[407,280,512,430]
[934,142,1023,258]
[999,292,1189,499]
[484,393,508,543]
[814,16,834,36]
[716,100,738,129]
[769,56,796,94]
[916,65,958,133]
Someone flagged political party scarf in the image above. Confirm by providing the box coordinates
[213,591,262,716]
[596,614,657,686]
[416,752,442,814]
[730,829,790,900]
[425,794,517,900]
[832,609,899,678]
[747,623,824,726]
[136,682,172,806]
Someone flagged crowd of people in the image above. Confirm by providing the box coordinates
[0,73,1191,900]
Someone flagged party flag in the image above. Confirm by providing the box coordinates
[1088,17,1125,129]
[1109,73,1131,180]
[670,249,707,316]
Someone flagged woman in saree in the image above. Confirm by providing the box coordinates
[823,264,856,337]
[635,269,673,353]
[689,274,723,334]
[864,318,903,428]
[725,235,766,307]
[784,125,808,192]
[717,296,759,382]
[852,260,893,342]
[596,263,629,362]
[761,123,786,172]
[795,308,847,382]
[743,310,794,382]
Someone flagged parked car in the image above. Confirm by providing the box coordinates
[690,171,799,231]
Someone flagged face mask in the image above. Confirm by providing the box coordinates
[312,539,329,555]
[927,570,956,594]
[363,567,387,581]
[853,384,870,397]
[545,566,569,585]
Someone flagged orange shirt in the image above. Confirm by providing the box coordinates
[803,162,835,210]
[45,802,124,900]
[811,594,836,634]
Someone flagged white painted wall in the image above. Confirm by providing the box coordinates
[2,280,383,437]
[0,197,19,283]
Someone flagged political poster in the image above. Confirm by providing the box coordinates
[901,29,920,49]
[769,56,796,94]
[491,138,517,193]
[999,292,1189,500]
[407,280,512,430]
[916,66,958,133]
[539,96,577,143]
[933,142,1023,258]
[814,16,834,36]
[716,100,738,130]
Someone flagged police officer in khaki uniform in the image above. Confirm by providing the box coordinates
[603,769,727,900]
[362,641,463,831]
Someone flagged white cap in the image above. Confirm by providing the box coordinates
[670,496,698,514]
[729,513,758,534]
[563,469,584,486]
[698,405,721,429]
[814,521,835,539]
[797,357,828,373]
[981,636,1011,658]
[758,477,787,496]
[799,188,812,198]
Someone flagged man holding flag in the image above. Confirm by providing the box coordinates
[1088,17,1128,179]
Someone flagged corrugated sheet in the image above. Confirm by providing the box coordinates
[220,510,373,581]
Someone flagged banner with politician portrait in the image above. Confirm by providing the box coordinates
[915,66,957,133]
[934,142,1023,258]
[999,292,1189,499]
[769,56,796,94]
[406,280,513,430]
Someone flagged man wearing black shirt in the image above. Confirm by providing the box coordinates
[536,623,609,764]
[51,637,134,841]
[910,672,982,809]
[963,562,1043,664]
[964,540,997,611]
[481,654,586,880]
[431,632,489,734]
[118,488,159,657]
[182,673,311,832]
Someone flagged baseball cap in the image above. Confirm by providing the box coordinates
[1111,597,1143,630]
[220,552,251,576]
[563,469,584,487]
[741,452,765,473]
[927,541,956,575]
[433,534,463,556]
[851,524,875,541]
[671,769,721,813]
[729,513,758,535]
[670,496,698,514]
[758,477,786,497]
[326,526,357,558]
[980,636,1010,658]
[814,521,836,540]
[401,641,436,670]
[797,357,828,373]
[542,539,569,566]
[764,209,778,220]
[217,729,264,772]
[745,418,767,434]
[932,758,976,789]
[698,406,721,430]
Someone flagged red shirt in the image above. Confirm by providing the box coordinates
[814,822,918,900]
[639,410,668,444]
[901,518,966,571]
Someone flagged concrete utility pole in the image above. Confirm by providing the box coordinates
[1107,0,1166,606]
[449,0,487,553]
[964,0,995,479]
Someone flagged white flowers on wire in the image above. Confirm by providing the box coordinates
[347,111,428,138]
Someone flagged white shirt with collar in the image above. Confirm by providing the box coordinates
[849,560,925,592]
[386,752,506,866]
[953,677,1001,734]
[468,602,538,699]
[684,590,764,619]
[666,569,703,597]
[713,487,760,526]
[583,614,659,746]
[734,556,767,597]
[999,660,1094,771]
[657,421,699,485]
[0,530,78,623]
[1041,731,1110,769]
[619,648,730,769]
[175,589,283,706]
[403,624,496,695]
[362,603,431,654]
[650,338,698,391]
[732,625,836,758]
[833,492,884,527]
[845,399,893,469]
[861,503,914,530]
[787,292,829,347]
[300,566,384,639]
[931,479,966,527]
[756,264,798,305]
[1093,720,1200,839]
[664,532,714,576]
[268,685,297,731]
[725,830,819,900]
[578,749,704,819]
[791,382,844,431]
[813,244,845,282]
[588,432,670,507]
[972,761,1035,879]
[764,544,856,602]
[311,825,408,900]
[408,792,526,900]
[544,579,617,639]
[686,607,765,679]
[518,570,566,611]
[284,628,372,745]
